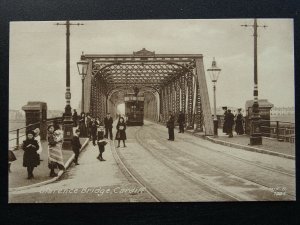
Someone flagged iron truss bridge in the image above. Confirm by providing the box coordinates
[80,48,214,135]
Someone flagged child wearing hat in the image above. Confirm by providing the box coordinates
[71,129,82,165]
[22,130,40,179]
[97,125,108,161]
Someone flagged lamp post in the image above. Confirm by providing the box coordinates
[77,61,89,113]
[241,19,267,145]
[56,20,84,149]
[207,57,221,136]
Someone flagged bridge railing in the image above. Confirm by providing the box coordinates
[9,117,63,150]
[260,119,295,143]
[217,115,294,143]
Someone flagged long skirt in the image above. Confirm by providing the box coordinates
[48,142,65,170]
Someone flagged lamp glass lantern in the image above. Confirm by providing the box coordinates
[207,58,221,83]
[77,61,89,79]
[207,57,221,136]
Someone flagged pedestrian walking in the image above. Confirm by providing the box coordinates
[33,128,43,161]
[116,117,127,148]
[222,106,228,134]
[47,124,65,177]
[72,109,78,127]
[91,120,98,146]
[167,111,175,141]
[97,126,108,161]
[79,112,87,137]
[71,129,81,165]
[104,113,113,140]
[227,109,235,138]
[22,131,40,179]
[177,111,185,133]
[235,108,245,135]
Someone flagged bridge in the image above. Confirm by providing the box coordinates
[80,48,213,135]
[9,48,295,203]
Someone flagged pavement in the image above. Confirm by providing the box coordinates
[182,128,295,159]
[9,138,88,190]
[9,138,155,203]
[9,121,295,202]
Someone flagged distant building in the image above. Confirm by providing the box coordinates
[47,110,64,118]
[9,110,25,120]
[270,107,295,116]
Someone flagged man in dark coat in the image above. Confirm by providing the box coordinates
[104,113,113,140]
[71,129,82,165]
[177,111,185,133]
[222,106,228,134]
[91,120,98,146]
[72,109,78,127]
[167,111,175,141]
[235,108,244,135]
[227,109,235,138]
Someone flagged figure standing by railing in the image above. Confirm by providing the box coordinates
[222,106,229,135]
[22,131,40,179]
[227,109,234,138]
[235,108,245,135]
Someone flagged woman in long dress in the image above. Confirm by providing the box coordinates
[47,124,65,177]
[235,108,244,135]
[79,112,87,137]
[115,117,127,148]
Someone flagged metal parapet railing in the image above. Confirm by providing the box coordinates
[9,117,63,150]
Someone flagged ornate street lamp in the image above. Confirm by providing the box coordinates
[77,60,89,113]
[207,57,221,136]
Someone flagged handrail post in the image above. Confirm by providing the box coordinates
[16,129,19,149]
[276,121,279,140]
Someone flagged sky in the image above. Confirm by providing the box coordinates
[9,19,295,111]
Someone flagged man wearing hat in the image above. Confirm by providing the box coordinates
[227,109,235,138]
[222,106,228,134]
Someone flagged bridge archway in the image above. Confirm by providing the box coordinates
[80,48,213,135]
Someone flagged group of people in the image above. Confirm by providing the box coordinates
[72,111,127,164]
[222,107,245,137]
[14,124,66,179]
[13,110,128,179]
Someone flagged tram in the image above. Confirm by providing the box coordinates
[124,93,144,126]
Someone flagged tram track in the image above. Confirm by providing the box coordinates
[135,129,244,201]
[138,124,295,200]
[172,126,295,178]
[112,126,234,201]
[110,140,162,202]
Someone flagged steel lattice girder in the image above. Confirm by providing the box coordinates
[81,49,214,135]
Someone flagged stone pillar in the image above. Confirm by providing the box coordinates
[22,101,47,140]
